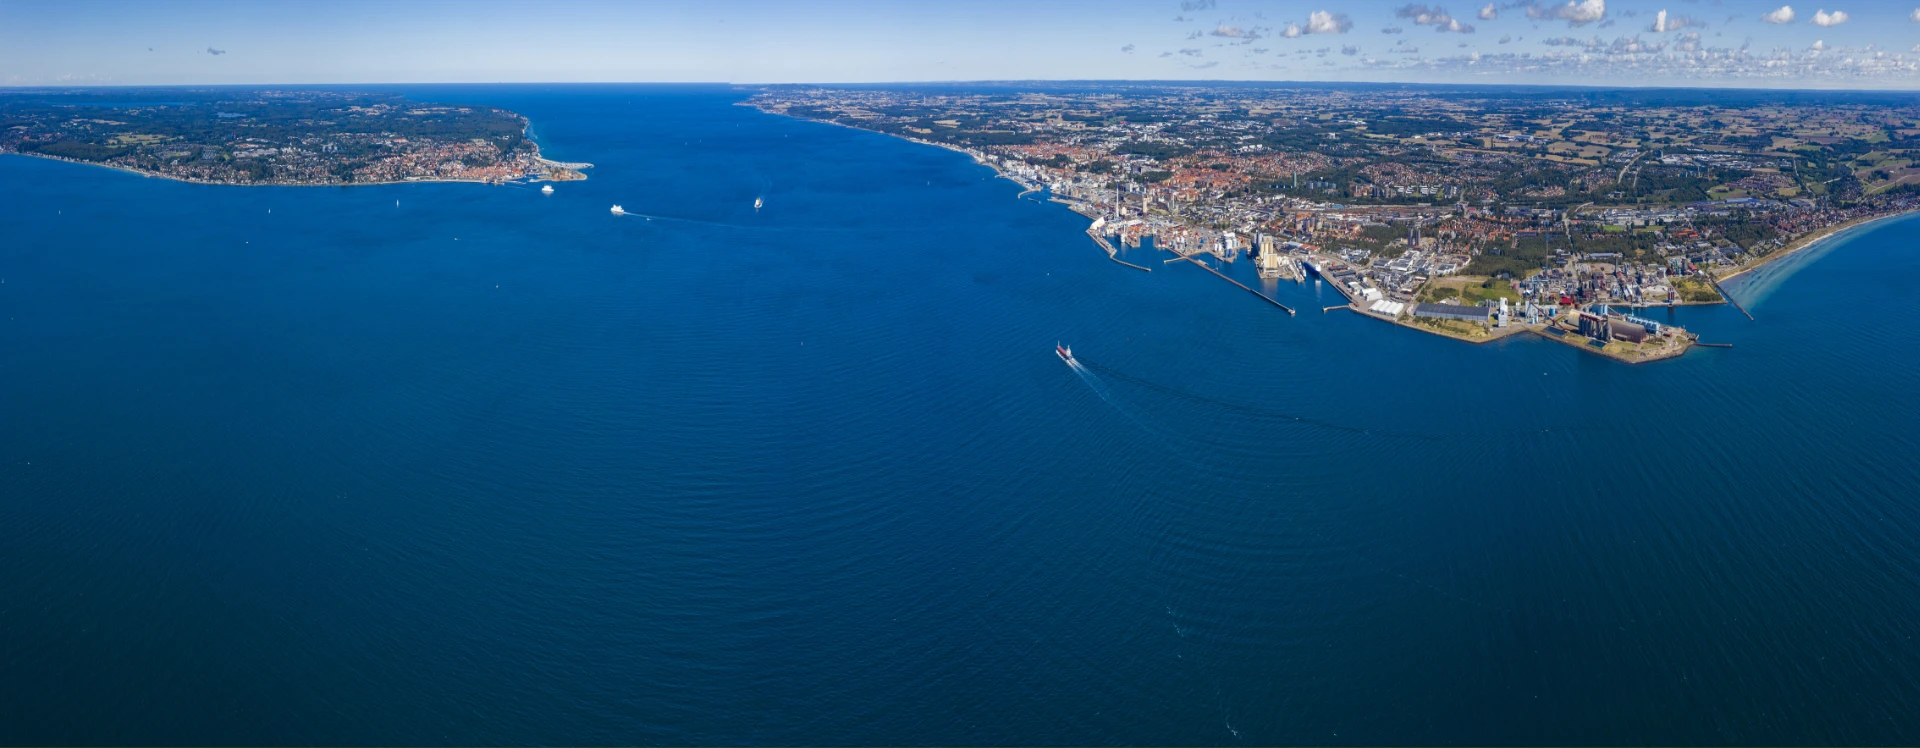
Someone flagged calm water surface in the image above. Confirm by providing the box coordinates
[2,85,1917,745]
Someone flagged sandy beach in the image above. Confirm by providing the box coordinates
[1716,208,1920,284]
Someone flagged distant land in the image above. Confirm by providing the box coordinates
[0,89,589,186]
[751,82,1920,362]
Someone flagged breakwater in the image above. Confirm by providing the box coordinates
[1086,229,1151,272]
[1706,273,1754,320]
[1173,254,1295,315]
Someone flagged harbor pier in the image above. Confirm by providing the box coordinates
[1174,255,1295,315]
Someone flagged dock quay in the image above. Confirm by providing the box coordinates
[1323,305,1348,313]
[1086,229,1151,272]
[1174,255,1295,315]
[1317,268,1360,305]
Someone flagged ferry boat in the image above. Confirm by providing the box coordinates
[1056,342,1073,363]
[541,185,554,194]
[754,196,764,211]
[610,204,625,215]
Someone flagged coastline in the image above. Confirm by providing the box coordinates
[748,106,1720,366]
[745,106,1041,194]
[1528,326,1692,363]
[1345,304,1689,363]
[2,146,589,188]
[1716,208,1919,284]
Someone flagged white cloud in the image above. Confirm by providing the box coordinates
[1811,9,1848,26]
[1762,5,1795,23]
[1362,41,1920,84]
[1211,24,1255,38]
[1809,39,1826,49]
[1527,0,1607,26]
[1911,8,1920,21]
[1395,4,1477,32]
[1281,22,1305,37]
[1307,10,1355,33]
[1650,9,1699,31]
[1479,3,1498,19]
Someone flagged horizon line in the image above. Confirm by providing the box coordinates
[5,79,1920,95]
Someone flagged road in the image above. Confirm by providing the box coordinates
[1566,201,1593,236]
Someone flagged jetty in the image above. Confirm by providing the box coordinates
[1174,255,1295,315]
[1706,273,1754,320]
[1086,229,1150,272]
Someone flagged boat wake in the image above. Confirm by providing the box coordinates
[1077,359,1609,442]
[608,207,921,234]
[1060,351,1202,454]
[1068,351,1516,637]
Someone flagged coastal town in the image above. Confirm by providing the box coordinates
[0,90,587,185]
[752,84,1920,362]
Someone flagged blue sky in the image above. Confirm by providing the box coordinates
[5,0,1920,88]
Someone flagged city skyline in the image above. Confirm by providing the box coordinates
[9,0,1920,89]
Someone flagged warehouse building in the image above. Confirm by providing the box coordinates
[1413,303,1490,323]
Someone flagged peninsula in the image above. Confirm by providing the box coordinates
[1,89,587,186]
[750,83,1920,362]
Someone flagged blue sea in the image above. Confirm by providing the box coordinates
[3,85,1918,745]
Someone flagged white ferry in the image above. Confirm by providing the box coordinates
[541,185,554,194]
[754,196,763,211]
[610,205,625,215]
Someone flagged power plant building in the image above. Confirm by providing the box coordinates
[1577,312,1612,341]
